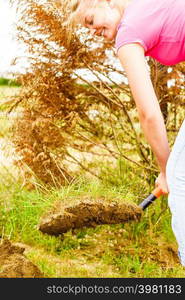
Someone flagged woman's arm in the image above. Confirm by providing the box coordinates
[118,43,170,192]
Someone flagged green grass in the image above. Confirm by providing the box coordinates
[0,85,185,278]
[0,78,20,87]
[0,173,185,278]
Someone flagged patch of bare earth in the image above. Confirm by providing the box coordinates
[0,239,43,278]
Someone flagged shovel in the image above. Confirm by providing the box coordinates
[138,186,163,210]
[38,186,163,236]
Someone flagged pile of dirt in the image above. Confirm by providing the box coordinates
[39,200,142,236]
[0,239,43,278]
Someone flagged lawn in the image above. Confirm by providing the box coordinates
[0,85,185,278]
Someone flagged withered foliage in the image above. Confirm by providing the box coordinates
[9,0,185,186]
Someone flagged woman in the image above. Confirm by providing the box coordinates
[70,0,185,266]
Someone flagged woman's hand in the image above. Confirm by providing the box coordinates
[155,172,169,194]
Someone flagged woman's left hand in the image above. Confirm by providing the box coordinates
[155,172,169,194]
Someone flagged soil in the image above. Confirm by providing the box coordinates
[39,199,142,236]
[0,239,43,278]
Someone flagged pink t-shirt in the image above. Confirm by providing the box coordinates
[115,0,185,65]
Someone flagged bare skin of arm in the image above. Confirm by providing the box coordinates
[118,43,170,194]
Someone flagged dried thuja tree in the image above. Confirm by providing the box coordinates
[10,0,185,186]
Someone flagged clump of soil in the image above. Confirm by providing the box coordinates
[149,244,179,267]
[39,199,142,236]
[0,239,43,278]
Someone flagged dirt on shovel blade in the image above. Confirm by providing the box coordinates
[39,200,142,236]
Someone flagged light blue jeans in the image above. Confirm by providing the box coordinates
[166,119,185,266]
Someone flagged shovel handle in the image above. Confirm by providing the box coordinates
[138,187,163,210]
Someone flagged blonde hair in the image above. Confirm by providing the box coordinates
[60,0,98,45]
[71,0,80,12]
[64,0,98,21]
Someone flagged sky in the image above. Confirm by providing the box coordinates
[0,0,20,76]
